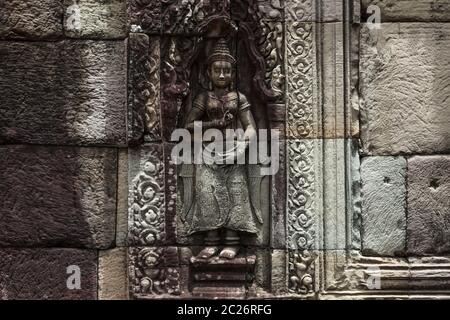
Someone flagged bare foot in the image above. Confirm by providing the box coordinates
[219,247,239,260]
[196,246,219,260]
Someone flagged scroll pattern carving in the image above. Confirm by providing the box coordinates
[128,151,165,246]
[285,0,313,21]
[287,140,315,250]
[286,22,314,138]
[129,247,181,296]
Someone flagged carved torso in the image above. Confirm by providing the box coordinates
[193,90,250,130]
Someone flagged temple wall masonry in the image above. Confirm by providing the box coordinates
[1,0,450,299]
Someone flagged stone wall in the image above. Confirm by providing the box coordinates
[0,0,128,300]
[0,0,449,300]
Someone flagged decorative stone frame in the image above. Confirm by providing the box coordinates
[126,0,450,299]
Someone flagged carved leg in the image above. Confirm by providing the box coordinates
[196,230,220,260]
[219,229,240,259]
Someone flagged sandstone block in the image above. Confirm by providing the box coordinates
[361,156,407,256]
[0,146,117,249]
[99,248,128,300]
[0,248,97,300]
[360,23,450,155]
[362,0,450,22]
[407,156,450,255]
[63,0,127,39]
[0,40,127,146]
[0,0,63,39]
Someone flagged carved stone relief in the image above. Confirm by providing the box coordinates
[129,247,181,297]
[127,145,166,246]
[126,0,450,300]
[286,22,315,139]
[128,33,162,144]
[288,250,316,295]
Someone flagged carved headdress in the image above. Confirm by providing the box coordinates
[208,39,236,66]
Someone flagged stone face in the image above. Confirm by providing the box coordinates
[0,146,117,249]
[0,0,63,39]
[407,156,450,255]
[0,40,127,146]
[360,23,450,155]
[63,0,127,39]
[0,249,97,300]
[362,0,450,22]
[361,156,407,256]
[99,248,128,300]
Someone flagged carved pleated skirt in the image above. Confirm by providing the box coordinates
[186,163,259,235]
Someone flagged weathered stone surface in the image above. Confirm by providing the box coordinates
[116,149,129,247]
[271,250,287,294]
[407,156,450,255]
[63,0,127,39]
[0,40,127,146]
[362,0,450,22]
[361,156,406,256]
[254,249,270,291]
[99,248,128,300]
[0,0,63,39]
[0,146,117,249]
[360,23,450,155]
[0,248,97,300]
[322,139,346,251]
[271,139,286,249]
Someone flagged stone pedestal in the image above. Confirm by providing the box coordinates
[190,254,256,298]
